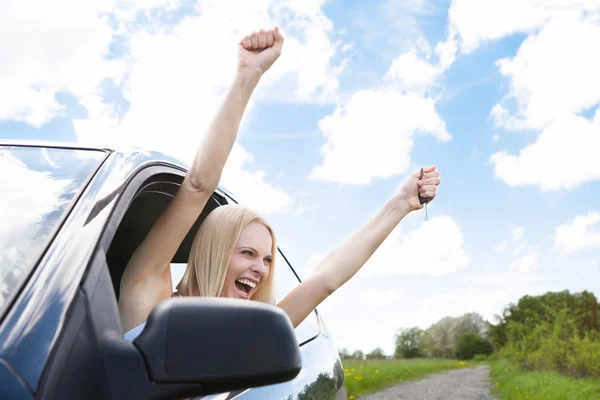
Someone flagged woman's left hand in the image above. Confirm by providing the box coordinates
[395,166,441,213]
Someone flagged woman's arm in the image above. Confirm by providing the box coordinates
[277,166,441,328]
[119,28,285,332]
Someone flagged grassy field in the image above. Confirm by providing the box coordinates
[341,358,472,398]
[490,359,600,400]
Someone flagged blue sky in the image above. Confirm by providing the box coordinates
[1,0,599,354]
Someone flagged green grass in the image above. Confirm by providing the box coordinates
[342,358,472,399]
[490,359,600,400]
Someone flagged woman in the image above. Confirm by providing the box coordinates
[119,27,441,340]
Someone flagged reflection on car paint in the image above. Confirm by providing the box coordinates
[0,146,106,315]
[201,329,346,400]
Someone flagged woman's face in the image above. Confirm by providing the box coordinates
[220,222,273,300]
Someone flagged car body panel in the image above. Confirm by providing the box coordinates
[0,141,346,398]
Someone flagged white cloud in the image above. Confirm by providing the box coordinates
[302,217,469,281]
[383,31,457,94]
[0,0,126,127]
[490,109,600,191]
[435,32,459,71]
[448,2,600,192]
[512,240,527,257]
[221,145,292,216]
[385,50,442,93]
[447,0,600,54]
[309,89,450,184]
[554,211,600,255]
[0,150,73,307]
[0,0,344,215]
[493,240,508,253]
[509,250,539,273]
[309,26,458,185]
[69,0,347,215]
[492,10,600,130]
[359,215,469,277]
[492,225,528,256]
[512,225,525,242]
[493,224,541,272]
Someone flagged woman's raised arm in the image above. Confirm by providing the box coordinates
[119,28,285,332]
[277,166,440,328]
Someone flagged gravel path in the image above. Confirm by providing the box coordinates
[356,365,496,400]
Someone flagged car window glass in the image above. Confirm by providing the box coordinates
[0,146,106,315]
[274,251,321,344]
[171,191,321,344]
[169,250,320,344]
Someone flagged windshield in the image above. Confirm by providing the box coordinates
[0,145,106,313]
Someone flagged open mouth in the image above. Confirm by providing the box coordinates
[234,278,257,298]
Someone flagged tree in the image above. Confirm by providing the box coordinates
[419,313,489,358]
[394,327,424,359]
[338,348,350,360]
[366,347,386,359]
[455,333,493,360]
[297,372,338,400]
[351,350,364,360]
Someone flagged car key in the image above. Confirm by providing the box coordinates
[418,168,429,220]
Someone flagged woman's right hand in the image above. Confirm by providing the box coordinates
[238,27,284,76]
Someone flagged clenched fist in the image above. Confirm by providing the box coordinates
[238,27,284,76]
[396,166,441,213]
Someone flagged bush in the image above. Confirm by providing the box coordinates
[455,333,494,360]
[366,347,386,359]
[487,290,600,378]
[472,354,489,362]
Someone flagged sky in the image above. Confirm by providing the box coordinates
[1,0,600,355]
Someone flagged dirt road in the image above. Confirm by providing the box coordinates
[356,365,496,400]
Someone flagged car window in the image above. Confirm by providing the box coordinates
[274,251,322,344]
[0,145,106,315]
[216,191,321,343]
[169,250,321,345]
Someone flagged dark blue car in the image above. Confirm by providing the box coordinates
[0,141,346,400]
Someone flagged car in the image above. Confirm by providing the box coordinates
[0,141,347,400]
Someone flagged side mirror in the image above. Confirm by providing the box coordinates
[104,298,301,400]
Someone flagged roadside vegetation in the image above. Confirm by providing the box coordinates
[490,359,600,400]
[339,290,600,399]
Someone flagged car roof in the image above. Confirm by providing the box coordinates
[0,139,241,203]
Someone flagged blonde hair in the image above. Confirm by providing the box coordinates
[176,204,277,304]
